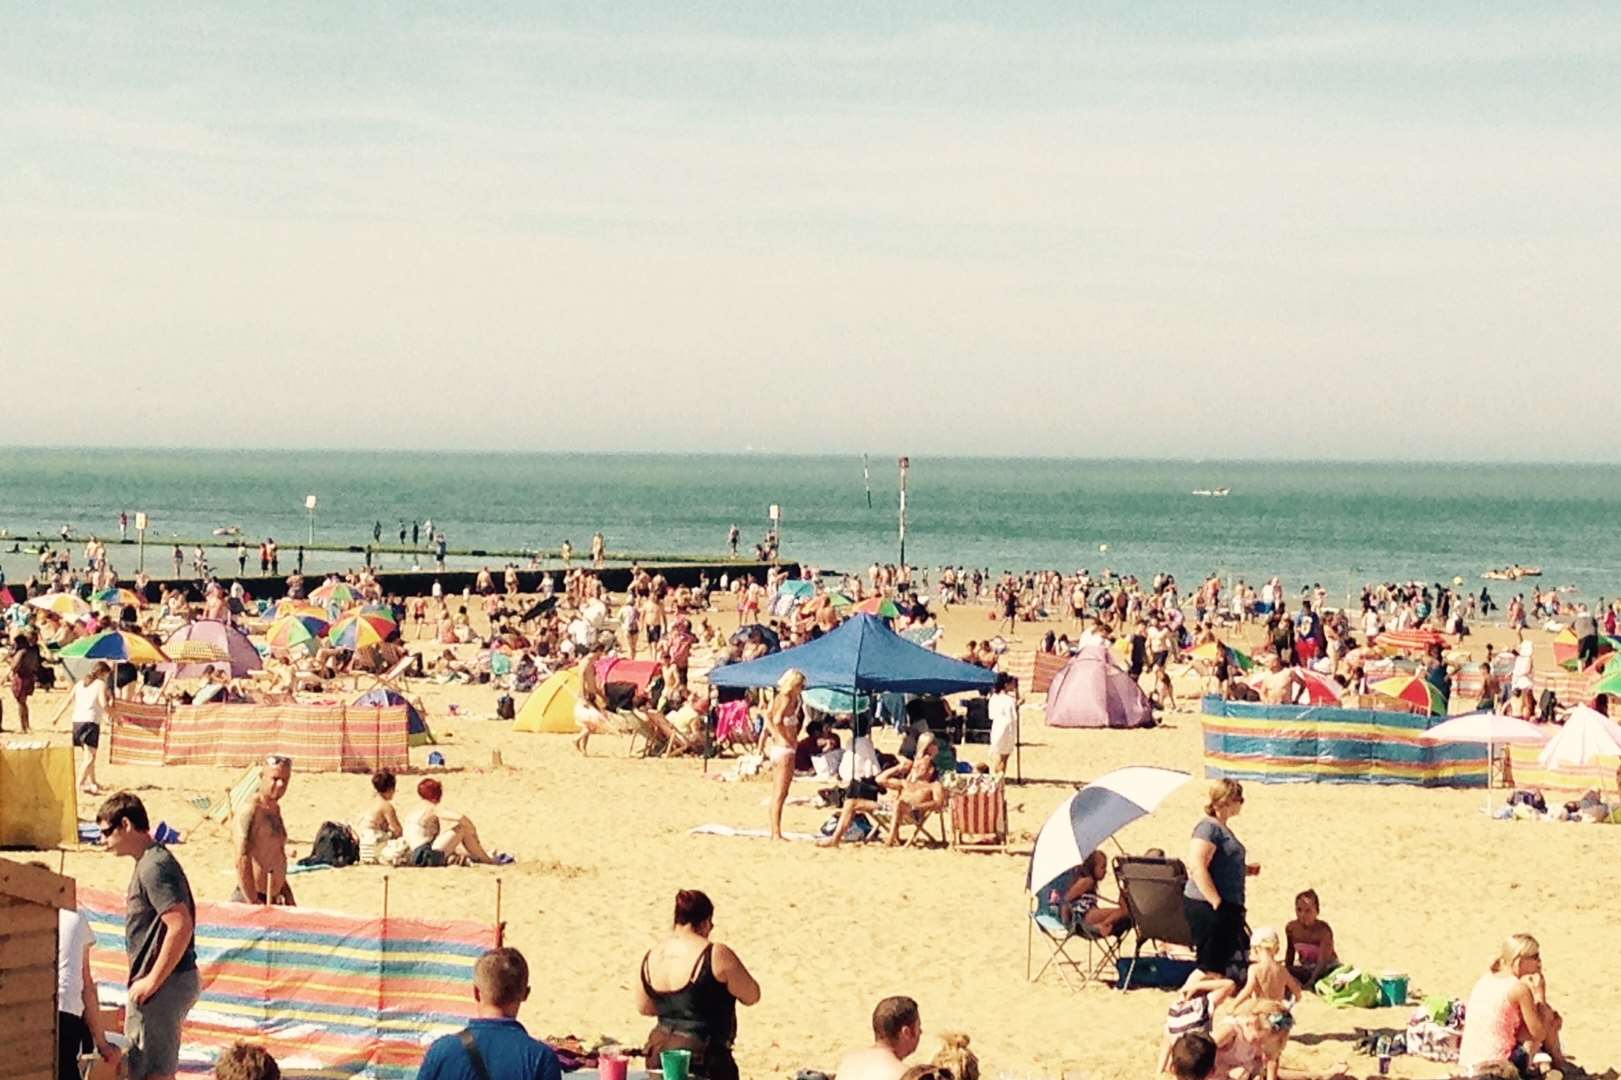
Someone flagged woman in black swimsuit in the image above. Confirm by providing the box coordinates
[636,890,761,1080]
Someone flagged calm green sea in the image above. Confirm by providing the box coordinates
[1,449,1617,603]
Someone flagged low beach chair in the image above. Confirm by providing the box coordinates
[870,799,946,848]
[948,781,1008,851]
[188,764,262,833]
[352,652,418,694]
[1113,855,1198,990]
[1026,891,1121,989]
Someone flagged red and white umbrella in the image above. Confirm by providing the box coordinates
[1425,711,1548,811]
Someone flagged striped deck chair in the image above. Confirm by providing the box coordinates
[949,781,1008,852]
[188,764,262,832]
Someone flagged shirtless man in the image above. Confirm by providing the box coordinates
[834,996,922,1080]
[818,756,946,849]
[1257,652,1305,705]
[233,755,294,905]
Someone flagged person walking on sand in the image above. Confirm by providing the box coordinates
[233,755,295,905]
[765,669,805,841]
[591,531,605,568]
[97,792,200,1080]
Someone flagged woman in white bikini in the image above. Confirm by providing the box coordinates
[765,669,805,841]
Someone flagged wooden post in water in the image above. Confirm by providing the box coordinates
[897,456,909,569]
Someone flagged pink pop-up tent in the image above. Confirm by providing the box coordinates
[1045,645,1154,729]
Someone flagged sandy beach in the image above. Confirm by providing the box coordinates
[26,597,1619,1080]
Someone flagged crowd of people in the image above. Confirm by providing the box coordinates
[7,529,1602,1080]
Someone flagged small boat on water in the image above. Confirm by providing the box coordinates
[1190,487,1231,497]
[1482,564,1542,581]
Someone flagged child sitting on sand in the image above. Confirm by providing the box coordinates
[1284,890,1337,990]
[1212,998,1346,1080]
[1159,970,1236,1074]
[1232,928,1304,1012]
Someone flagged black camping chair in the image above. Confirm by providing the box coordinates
[1112,855,1199,990]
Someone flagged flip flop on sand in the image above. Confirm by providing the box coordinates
[494,852,515,865]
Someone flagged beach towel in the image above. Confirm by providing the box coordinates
[688,823,820,843]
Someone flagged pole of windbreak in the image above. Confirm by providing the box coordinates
[1014,689,1023,785]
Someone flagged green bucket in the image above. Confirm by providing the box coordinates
[1378,972,1409,1007]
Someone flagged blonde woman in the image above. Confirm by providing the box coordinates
[1183,779,1260,979]
[765,668,805,841]
[1459,934,1565,1076]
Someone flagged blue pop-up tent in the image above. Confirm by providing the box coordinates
[707,614,996,695]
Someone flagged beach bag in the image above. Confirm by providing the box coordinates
[495,693,515,720]
[301,821,360,868]
[1317,965,1382,1008]
[820,812,874,842]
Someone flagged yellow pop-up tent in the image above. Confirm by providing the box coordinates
[0,742,78,848]
[512,668,581,734]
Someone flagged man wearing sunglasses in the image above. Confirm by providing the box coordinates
[233,755,296,905]
[97,792,199,1080]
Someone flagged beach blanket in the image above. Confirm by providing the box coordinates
[689,823,820,843]
[83,887,497,1078]
[109,700,409,772]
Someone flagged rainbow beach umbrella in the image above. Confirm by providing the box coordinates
[89,587,145,610]
[266,614,330,656]
[310,581,366,609]
[1371,674,1448,716]
[1590,658,1621,700]
[1553,628,1619,671]
[1189,640,1255,673]
[851,597,902,619]
[29,592,90,618]
[355,603,398,625]
[327,610,393,650]
[275,598,330,620]
[59,629,169,666]
[1376,628,1451,654]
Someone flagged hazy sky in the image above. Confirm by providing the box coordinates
[4,5,1618,458]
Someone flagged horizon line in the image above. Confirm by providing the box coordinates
[1,443,1618,468]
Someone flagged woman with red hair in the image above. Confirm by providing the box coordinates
[403,777,509,866]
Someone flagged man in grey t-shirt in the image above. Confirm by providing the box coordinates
[98,792,201,1080]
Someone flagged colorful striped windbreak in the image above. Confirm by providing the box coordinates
[109,700,409,773]
[83,888,498,1078]
[1201,697,1487,787]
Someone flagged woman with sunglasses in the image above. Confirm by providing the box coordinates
[1459,933,1566,1077]
[1183,779,1260,982]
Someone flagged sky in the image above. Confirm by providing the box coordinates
[3,4,1619,459]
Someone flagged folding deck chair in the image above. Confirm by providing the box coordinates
[869,800,946,847]
[187,764,262,833]
[948,782,1008,851]
[1112,855,1200,990]
[1026,888,1124,988]
[353,653,419,694]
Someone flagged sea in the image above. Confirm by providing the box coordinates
[2,449,1618,607]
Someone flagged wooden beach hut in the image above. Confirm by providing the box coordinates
[0,857,76,1080]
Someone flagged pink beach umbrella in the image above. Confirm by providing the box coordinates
[1425,711,1548,812]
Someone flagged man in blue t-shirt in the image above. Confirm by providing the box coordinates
[418,947,562,1080]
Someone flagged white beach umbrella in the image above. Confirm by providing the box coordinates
[1538,706,1621,769]
[1027,766,1190,898]
[1424,711,1548,812]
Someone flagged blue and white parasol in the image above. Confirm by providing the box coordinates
[1027,766,1190,897]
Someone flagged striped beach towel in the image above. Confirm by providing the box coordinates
[83,888,497,1078]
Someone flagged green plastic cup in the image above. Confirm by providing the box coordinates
[659,1048,692,1080]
